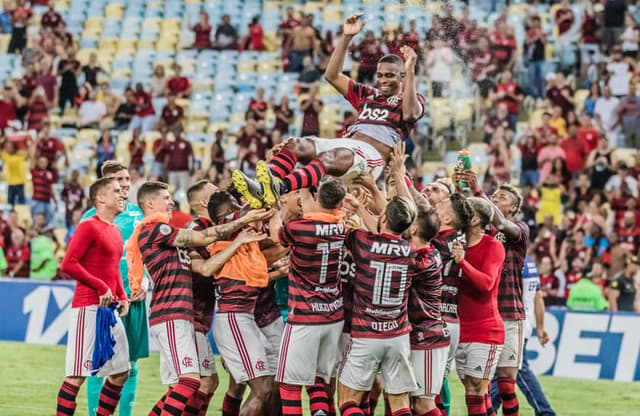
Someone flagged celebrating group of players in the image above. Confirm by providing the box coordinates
[54,14,538,416]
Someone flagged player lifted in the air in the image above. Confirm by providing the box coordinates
[233,13,425,209]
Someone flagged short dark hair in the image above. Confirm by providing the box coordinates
[449,193,474,230]
[207,191,234,222]
[187,180,211,204]
[497,183,523,213]
[467,197,494,229]
[385,196,417,235]
[415,206,440,242]
[317,179,346,210]
[137,181,168,208]
[101,160,128,177]
[89,177,116,205]
[378,54,405,66]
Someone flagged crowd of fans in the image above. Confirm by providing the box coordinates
[0,0,639,312]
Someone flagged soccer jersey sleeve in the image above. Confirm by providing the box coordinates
[150,222,180,247]
[343,228,360,254]
[61,221,110,294]
[460,239,505,291]
[278,221,296,248]
[345,79,376,109]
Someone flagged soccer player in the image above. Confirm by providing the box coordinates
[269,179,347,416]
[81,161,146,416]
[129,181,269,416]
[183,179,221,415]
[56,177,130,416]
[451,198,506,416]
[232,13,425,209]
[490,256,556,416]
[457,169,529,416]
[408,205,451,416]
[206,190,278,416]
[338,196,418,416]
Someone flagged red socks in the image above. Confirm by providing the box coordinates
[306,378,330,416]
[199,392,214,416]
[184,390,206,416]
[96,379,124,416]
[359,393,370,415]
[56,381,79,415]
[498,377,518,415]
[281,159,326,193]
[435,394,447,416]
[150,387,172,415]
[465,394,487,416]
[222,393,242,416]
[485,393,495,416]
[340,401,365,416]
[280,383,303,416]
[161,377,201,416]
[269,148,298,179]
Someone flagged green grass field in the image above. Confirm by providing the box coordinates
[2,341,639,416]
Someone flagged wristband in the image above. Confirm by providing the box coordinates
[473,186,483,197]
[404,176,412,188]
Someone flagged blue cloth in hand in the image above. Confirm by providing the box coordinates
[91,303,118,375]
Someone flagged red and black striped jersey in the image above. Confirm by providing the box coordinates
[344,79,425,145]
[409,246,450,350]
[339,253,356,334]
[139,222,194,326]
[489,221,529,321]
[344,229,415,338]
[188,217,216,333]
[254,283,282,328]
[432,229,464,324]
[278,218,345,325]
[215,278,260,314]
[31,168,54,202]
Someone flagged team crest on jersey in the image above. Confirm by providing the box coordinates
[159,224,172,236]
[386,96,400,106]
[495,232,507,243]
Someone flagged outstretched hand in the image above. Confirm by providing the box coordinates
[343,13,366,36]
[388,141,407,176]
[242,208,276,224]
[400,45,417,70]
[237,228,267,244]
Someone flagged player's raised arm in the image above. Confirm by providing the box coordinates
[324,13,366,97]
[190,228,267,277]
[172,208,273,247]
[400,45,423,122]
[389,142,430,209]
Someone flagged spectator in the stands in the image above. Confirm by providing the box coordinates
[567,263,608,312]
[151,128,170,180]
[65,209,81,243]
[524,15,546,98]
[57,45,80,111]
[554,0,575,50]
[99,82,121,119]
[484,102,513,143]
[238,121,270,161]
[580,1,600,80]
[60,169,84,228]
[277,6,300,51]
[213,14,238,50]
[546,73,575,117]
[272,95,294,135]
[29,224,57,281]
[1,139,29,205]
[286,14,316,72]
[165,133,194,193]
[490,18,517,72]
[297,55,322,93]
[29,152,54,223]
[603,0,628,54]
[128,166,144,204]
[155,91,183,136]
[40,1,62,29]
[26,86,50,131]
[166,63,192,98]
[606,47,630,98]
[492,70,524,128]
[81,52,103,88]
[128,128,145,171]
[300,85,323,136]
[247,87,268,121]
[586,136,616,192]
[76,88,106,129]
[129,82,156,132]
[425,38,454,98]
[578,115,600,156]
[605,161,639,200]
[538,132,566,185]
[608,255,639,312]
[210,129,226,174]
[354,30,383,84]
[621,13,639,59]
[150,64,167,98]
[0,1,12,34]
[0,83,19,131]
[7,0,30,54]
[617,82,640,148]
[560,124,589,175]
[594,85,621,143]
[113,88,136,130]
[5,228,29,278]
[244,16,265,51]
[549,105,567,138]
[470,36,495,99]
[36,59,58,107]
[37,121,67,181]
[190,9,212,51]
[95,130,115,178]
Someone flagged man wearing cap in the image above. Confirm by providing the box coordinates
[609,255,640,312]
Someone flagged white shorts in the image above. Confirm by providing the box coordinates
[260,317,285,375]
[65,306,131,378]
[312,138,385,179]
[497,320,525,369]
[150,319,199,385]
[339,334,417,395]
[195,331,217,377]
[444,321,460,377]
[276,321,343,385]
[455,342,503,381]
[410,347,449,399]
[213,312,271,384]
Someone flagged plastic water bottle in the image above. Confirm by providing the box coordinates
[456,149,472,189]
